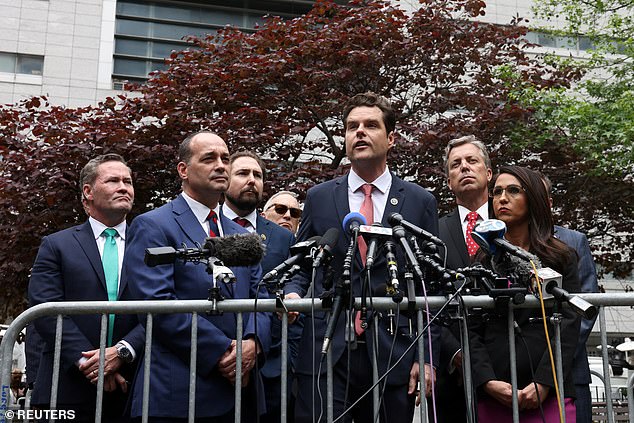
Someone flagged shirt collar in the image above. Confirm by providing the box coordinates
[89,216,127,240]
[457,202,490,223]
[222,204,258,229]
[181,191,217,225]
[348,167,392,194]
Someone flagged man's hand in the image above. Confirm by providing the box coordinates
[518,383,549,410]
[483,380,514,408]
[281,293,301,324]
[218,339,261,386]
[102,372,128,393]
[408,362,436,405]
[79,347,122,381]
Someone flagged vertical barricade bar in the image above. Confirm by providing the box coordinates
[507,307,519,423]
[188,312,198,423]
[235,312,243,423]
[553,313,566,423]
[94,313,108,423]
[281,312,288,423]
[460,313,475,423]
[417,309,428,423]
[626,373,634,423]
[49,314,64,419]
[599,307,615,423]
[372,317,380,422]
[142,314,153,423]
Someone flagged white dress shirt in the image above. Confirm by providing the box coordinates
[347,167,393,223]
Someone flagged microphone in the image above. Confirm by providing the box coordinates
[384,240,400,291]
[388,213,444,247]
[531,267,597,320]
[359,223,393,268]
[313,228,340,268]
[261,236,321,283]
[342,212,366,235]
[145,233,264,267]
[472,219,536,263]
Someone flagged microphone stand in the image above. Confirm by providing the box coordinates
[205,256,224,316]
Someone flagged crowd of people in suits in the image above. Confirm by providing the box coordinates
[23,92,598,423]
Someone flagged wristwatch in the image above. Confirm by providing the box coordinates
[115,342,134,363]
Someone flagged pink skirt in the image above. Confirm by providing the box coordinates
[477,396,576,423]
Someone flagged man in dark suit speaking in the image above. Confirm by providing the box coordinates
[285,92,440,422]
[28,154,144,422]
[123,131,270,422]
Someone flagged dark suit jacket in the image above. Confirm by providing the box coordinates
[124,194,271,418]
[27,221,145,406]
[470,254,581,399]
[555,225,599,386]
[285,173,441,384]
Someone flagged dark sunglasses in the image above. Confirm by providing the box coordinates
[490,184,525,198]
[267,204,302,219]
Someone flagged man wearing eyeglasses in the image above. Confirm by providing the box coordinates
[262,191,303,234]
[433,135,493,423]
[221,150,302,423]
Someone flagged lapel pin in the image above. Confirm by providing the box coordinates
[390,198,398,206]
[260,233,267,241]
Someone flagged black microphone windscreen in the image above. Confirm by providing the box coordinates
[204,233,264,267]
[320,228,340,249]
[144,246,178,267]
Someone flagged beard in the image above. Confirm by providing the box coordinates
[225,190,260,213]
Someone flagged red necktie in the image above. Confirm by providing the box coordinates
[207,211,219,237]
[233,217,250,228]
[355,183,374,336]
[466,211,480,257]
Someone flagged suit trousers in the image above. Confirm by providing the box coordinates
[294,342,415,423]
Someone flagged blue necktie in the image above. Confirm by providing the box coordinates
[102,228,118,346]
[207,211,219,237]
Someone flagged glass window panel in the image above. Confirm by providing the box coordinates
[524,31,539,44]
[579,36,594,51]
[151,42,184,58]
[537,33,556,47]
[115,39,149,56]
[199,9,244,26]
[149,61,168,72]
[152,22,209,40]
[556,36,577,50]
[0,53,16,73]
[116,19,150,37]
[153,4,199,22]
[117,1,150,17]
[113,58,148,77]
[16,55,43,75]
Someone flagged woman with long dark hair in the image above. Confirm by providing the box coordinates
[470,165,581,422]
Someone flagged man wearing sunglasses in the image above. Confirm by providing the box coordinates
[433,135,494,423]
[262,191,302,234]
[221,150,303,423]
[284,92,440,423]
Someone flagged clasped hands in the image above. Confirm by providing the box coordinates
[78,347,127,393]
[484,380,550,410]
[218,339,260,386]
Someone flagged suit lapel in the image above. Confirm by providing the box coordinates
[333,175,351,237]
[256,215,273,248]
[381,175,405,227]
[172,194,208,245]
[74,221,107,292]
[447,210,470,267]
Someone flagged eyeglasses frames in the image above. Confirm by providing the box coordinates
[490,184,525,198]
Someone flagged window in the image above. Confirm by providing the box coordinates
[0,52,44,75]
[112,0,323,83]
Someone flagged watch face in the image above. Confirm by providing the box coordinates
[118,345,132,362]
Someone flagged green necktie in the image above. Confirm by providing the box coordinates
[102,228,119,346]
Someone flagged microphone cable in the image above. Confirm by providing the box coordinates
[514,321,547,423]
[457,294,478,423]
[531,259,564,422]
[375,304,401,423]
[333,282,466,422]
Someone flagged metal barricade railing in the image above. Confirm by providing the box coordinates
[1,293,633,423]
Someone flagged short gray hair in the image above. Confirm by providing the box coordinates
[263,190,300,212]
[443,135,491,174]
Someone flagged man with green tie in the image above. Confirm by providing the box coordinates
[28,154,144,422]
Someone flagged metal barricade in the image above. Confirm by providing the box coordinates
[1,293,633,423]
